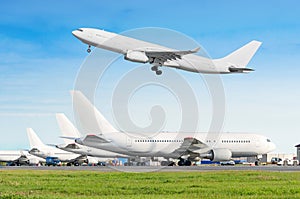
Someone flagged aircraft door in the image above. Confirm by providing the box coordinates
[126,136,132,148]
[255,138,261,148]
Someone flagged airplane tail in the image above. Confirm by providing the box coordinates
[56,113,81,145]
[26,128,46,149]
[216,40,262,72]
[71,90,118,135]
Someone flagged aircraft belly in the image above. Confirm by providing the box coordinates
[164,55,222,73]
[231,152,258,157]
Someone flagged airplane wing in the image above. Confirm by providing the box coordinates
[171,137,209,158]
[65,154,88,164]
[145,47,200,63]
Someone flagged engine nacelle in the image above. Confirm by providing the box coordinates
[201,148,232,161]
[125,50,149,63]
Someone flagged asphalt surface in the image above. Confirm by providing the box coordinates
[1,165,300,172]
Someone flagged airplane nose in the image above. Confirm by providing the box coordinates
[72,29,84,39]
[72,30,78,37]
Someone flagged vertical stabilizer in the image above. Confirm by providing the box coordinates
[56,113,81,144]
[216,40,262,68]
[71,90,118,135]
[26,128,46,149]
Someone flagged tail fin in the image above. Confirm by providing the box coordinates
[26,128,46,149]
[56,113,81,144]
[71,90,118,135]
[218,40,262,68]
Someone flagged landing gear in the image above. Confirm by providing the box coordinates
[161,161,175,166]
[156,70,162,75]
[178,158,192,166]
[151,66,158,71]
[151,65,162,75]
[87,45,91,53]
[137,162,146,166]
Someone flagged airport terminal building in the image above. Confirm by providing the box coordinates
[296,144,300,162]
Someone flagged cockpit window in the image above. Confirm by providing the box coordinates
[77,28,83,32]
[267,139,271,142]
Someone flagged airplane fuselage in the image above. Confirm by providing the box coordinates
[29,147,81,162]
[77,132,276,160]
[56,143,129,158]
[0,150,45,164]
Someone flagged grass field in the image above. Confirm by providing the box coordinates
[0,170,299,198]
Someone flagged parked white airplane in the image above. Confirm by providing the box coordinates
[26,128,86,165]
[72,28,261,75]
[0,150,44,166]
[55,113,128,159]
[72,90,276,165]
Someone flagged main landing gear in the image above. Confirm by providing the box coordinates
[178,158,192,166]
[151,65,162,75]
[87,45,91,53]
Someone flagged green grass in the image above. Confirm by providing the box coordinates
[0,170,299,198]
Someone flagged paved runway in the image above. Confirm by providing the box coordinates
[1,165,300,172]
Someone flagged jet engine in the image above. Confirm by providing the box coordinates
[17,155,30,165]
[125,50,149,63]
[201,148,232,161]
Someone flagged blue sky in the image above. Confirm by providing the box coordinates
[0,0,300,153]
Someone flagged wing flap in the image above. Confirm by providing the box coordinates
[145,47,200,63]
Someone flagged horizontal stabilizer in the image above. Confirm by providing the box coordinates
[59,136,79,140]
[77,135,110,145]
[228,67,254,73]
[84,134,110,143]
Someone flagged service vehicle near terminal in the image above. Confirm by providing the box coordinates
[277,157,299,166]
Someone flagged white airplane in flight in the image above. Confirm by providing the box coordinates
[55,113,128,159]
[72,28,262,75]
[71,90,276,166]
[26,128,87,165]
